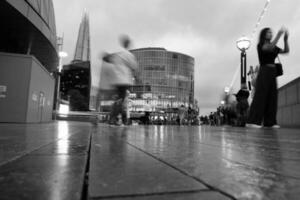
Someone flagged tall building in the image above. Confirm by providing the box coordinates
[60,12,92,111]
[98,47,195,112]
[73,11,91,63]
[0,0,58,123]
[130,48,195,111]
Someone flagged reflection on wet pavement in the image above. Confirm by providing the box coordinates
[0,121,92,200]
[120,126,300,200]
[0,122,300,200]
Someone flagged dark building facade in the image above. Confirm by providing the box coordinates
[60,12,91,111]
[0,0,58,71]
[0,0,58,123]
[60,61,91,111]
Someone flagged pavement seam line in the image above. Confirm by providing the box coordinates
[90,189,213,200]
[0,142,59,167]
[126,142,237,200]
[0,126,87,167]
[81,126,94,200]
[0,125,86,165]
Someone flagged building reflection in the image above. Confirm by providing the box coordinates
[57,121,70,155]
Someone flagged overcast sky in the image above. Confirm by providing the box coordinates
[53,0,300,115]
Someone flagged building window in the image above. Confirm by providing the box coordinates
[144,65,165,71]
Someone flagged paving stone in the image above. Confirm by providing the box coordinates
[30,139,90,155]
[124,126,300,200]
[88,127,207,199]
[0,155,87,200]
[0,121,92,164]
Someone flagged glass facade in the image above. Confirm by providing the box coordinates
[130,48,195,110]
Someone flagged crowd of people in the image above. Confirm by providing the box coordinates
[200,106,237,126]
[129,105,200,126]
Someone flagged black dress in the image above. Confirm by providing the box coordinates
[247,45,281,126]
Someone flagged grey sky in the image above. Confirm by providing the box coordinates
[53,0,300,115]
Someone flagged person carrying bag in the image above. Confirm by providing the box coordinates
[247,26,289,129]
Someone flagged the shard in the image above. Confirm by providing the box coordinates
[60,11,92,111]
[73,11,91,63]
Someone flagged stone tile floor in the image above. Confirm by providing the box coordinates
[0,122,299,200]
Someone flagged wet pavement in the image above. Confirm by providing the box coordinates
[0,122,92,200]
[0,122,300,199]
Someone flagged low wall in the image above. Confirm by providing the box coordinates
[0,52,55,123]
[277,77,300,128]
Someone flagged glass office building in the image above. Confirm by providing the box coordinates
[130,48,195,111]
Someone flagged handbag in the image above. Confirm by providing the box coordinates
[275,56,283,77]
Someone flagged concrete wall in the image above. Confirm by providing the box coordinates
[0,53,31,122]
[277,77,300,127]
[26,57,55,122]
[0,52,55,123]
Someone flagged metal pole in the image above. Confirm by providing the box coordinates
[244,51,247,87]
[56,69,61,114]
[241,51,247,89]
[55,35,64,119]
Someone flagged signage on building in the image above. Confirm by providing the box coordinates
[142,93,153,99]
[0,85,7,98]
[129,93,137,98]
[32,93,38,102]
[0,86,7,93]
[101,100,114,106]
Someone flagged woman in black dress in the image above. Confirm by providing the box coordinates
[247,27,289,128]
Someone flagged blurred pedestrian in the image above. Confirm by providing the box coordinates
[101,35,138,125]
[247,27,289,129]
[178,105,186,125]
[144,100,152,125]
[123,90,133,125]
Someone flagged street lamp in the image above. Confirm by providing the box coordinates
[58,51,68,72]
[235,36,251,127]
[236,36,251,89]
[224,87,230,94]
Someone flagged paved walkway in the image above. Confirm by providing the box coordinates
[0,122,299,200]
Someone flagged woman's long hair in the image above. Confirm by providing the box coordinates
[257,27,271,50]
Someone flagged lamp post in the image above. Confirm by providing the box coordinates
[224,87,230,94]
[220,100,225,106]
[223,86,231,106]
[236,36,251,89]
[235,36,251,127]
